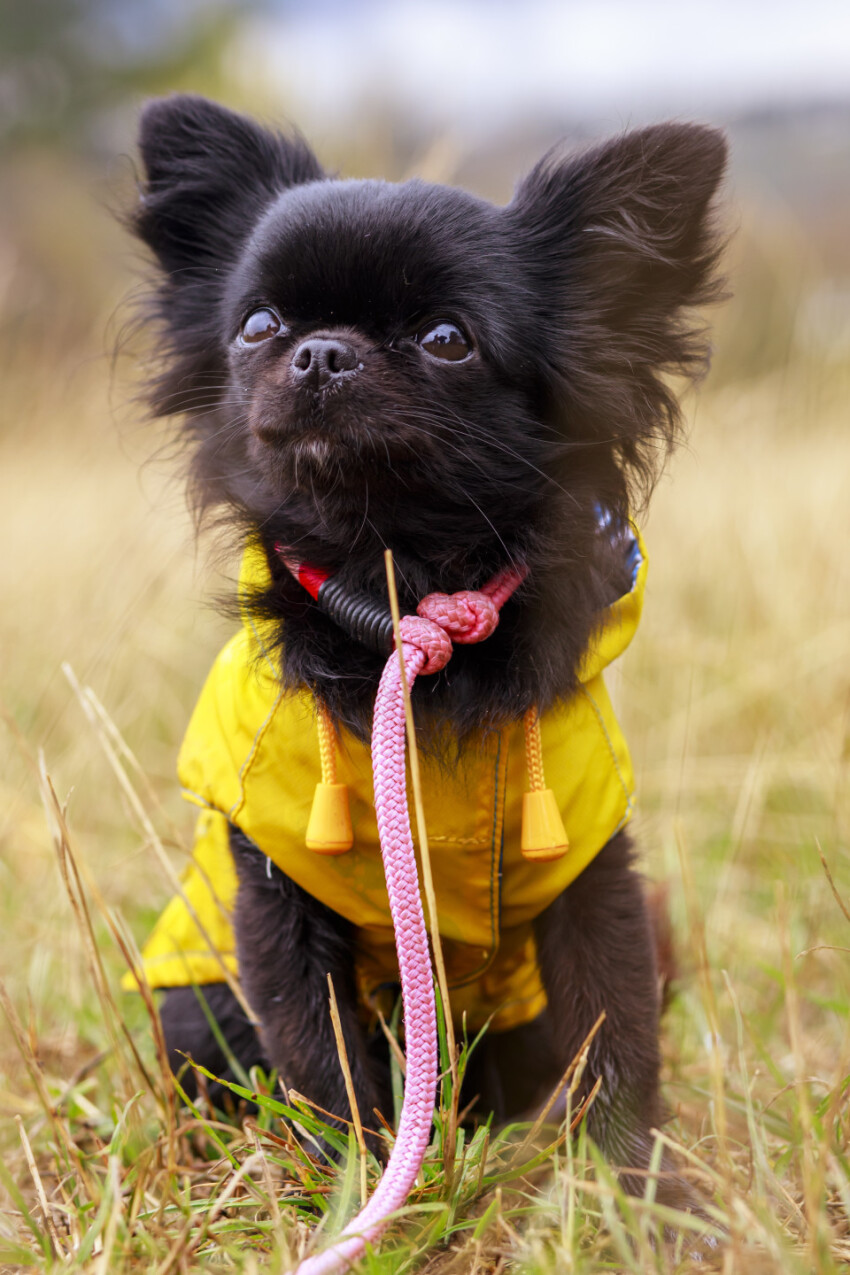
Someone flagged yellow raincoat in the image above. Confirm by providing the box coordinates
[125,529,646,1032]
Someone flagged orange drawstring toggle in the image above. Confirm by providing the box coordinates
[306,705,354,854]
[521,707,570,861]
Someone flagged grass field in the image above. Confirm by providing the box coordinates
[0,312,848,1271]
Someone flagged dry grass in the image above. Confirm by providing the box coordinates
[0,337,848,1271]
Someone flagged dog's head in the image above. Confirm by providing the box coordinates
[132,95,726,736]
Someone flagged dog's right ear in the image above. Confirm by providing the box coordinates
[135,94,323,274]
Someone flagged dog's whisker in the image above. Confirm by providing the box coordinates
[381,408,577,503]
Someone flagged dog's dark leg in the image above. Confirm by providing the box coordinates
[230,827,388,1156]
[461,1011,559,1124]
[533,831,703,1217]
[159,982,268,1109]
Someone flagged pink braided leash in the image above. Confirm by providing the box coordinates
[288,564,525,1274]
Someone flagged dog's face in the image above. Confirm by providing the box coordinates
[133,95,726,736]
[222,178,547,528]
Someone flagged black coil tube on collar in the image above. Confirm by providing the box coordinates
[316,576,396,657]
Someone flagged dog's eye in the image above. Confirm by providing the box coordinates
[240,308,283,345]
[417,321,472,362]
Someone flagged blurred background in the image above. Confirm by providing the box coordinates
[1,0,848,1159]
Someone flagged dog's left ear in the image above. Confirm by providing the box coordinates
[506,123,727,502]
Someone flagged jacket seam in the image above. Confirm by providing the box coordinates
[228,689,287,822]
[180,787,213,808]
[428,835,490,846]
[579,681,632,810]
[445,733,504,989]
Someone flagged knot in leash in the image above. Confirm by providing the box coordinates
[396,616,453,674]
[397,587,501,673]
[415,589,499,647]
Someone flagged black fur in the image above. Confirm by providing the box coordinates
[230,828,391,1156]
[159,982,267,1111]
[134,94,726,1215]
[533,830,697,1214]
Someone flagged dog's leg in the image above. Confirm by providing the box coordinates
[159,982,268,1109]
[230,826,388,1156]
[533,831,706,1220]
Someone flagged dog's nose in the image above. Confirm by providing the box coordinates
[291,337,361,389]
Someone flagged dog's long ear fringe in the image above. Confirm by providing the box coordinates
[506,122,728,511]
[130,94,324,419]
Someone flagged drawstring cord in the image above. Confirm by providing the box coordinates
[309,701,568,861]
[524,706,547,792]
[306,705,353,854]
[520,707,570,861]
[316,704,338,785]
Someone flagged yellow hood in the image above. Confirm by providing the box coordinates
[125,527,647,1031]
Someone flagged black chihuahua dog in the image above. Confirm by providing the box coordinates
[130,94,726,1219]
